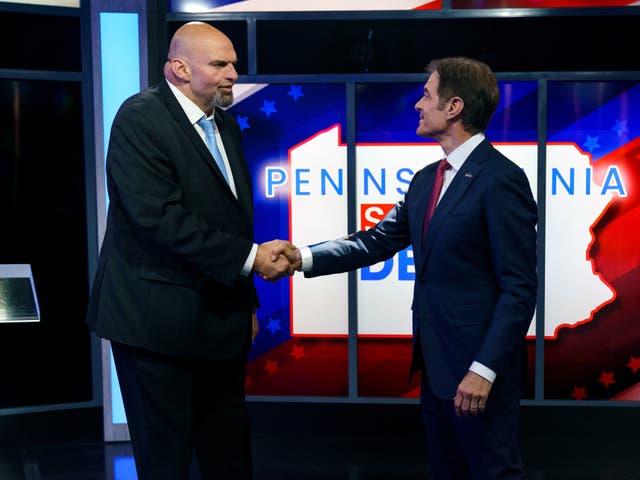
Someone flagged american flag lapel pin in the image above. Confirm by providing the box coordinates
[464,172,473,178]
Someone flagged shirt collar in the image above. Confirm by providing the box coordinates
[445,133,485,172]
[166,79,215,124]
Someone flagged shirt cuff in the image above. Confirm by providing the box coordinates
[300,246,313,272]
[241,243,258,276]
[469,361,496,383]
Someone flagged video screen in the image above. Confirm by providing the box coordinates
[169,0,441,12]
[227,80,539,398]
[229,83,350,396]
[451,0,637,7]
[544,80,640,401]
[168,0,636,11]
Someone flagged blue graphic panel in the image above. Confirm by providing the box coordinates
[548,81,640,161]
[545,80,640,401]
[228,84,349,396]
[357,81,538,143]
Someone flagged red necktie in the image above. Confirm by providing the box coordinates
[422,158,451,241]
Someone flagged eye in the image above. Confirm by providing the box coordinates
[211,61,238,69]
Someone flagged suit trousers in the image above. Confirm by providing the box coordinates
[420,374,525,480]
[111,341,252,480]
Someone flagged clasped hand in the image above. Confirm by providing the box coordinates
[253,239,301,282]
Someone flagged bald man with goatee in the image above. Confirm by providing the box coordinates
[87,22,297,479]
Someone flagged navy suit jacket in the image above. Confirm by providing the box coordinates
[87,81,258,360]
[306,139,537,398]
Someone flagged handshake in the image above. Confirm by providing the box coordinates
[252,239,301,282]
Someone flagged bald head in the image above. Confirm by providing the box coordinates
[165,22,238,114]
[168,22,230,62]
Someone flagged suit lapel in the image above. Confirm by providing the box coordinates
[417,140,492,276]
[159,82,240,202]
[409,164,437,276]
[410,163,438,249]
[215,110,253,220]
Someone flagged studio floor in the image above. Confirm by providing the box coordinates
[1,403,639,479]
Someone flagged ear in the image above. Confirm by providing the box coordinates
[446,96,464,119]
[170,58,190,81]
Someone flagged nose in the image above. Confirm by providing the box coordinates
[414,98,421,110]
[226,63,238,82]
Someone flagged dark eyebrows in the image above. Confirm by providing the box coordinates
[210,59,238,67]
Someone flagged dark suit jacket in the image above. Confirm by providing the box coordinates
[306,139,537,398]
[87,81,258,360]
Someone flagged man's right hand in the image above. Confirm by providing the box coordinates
[270,241,301,269]
[253,239,300,281]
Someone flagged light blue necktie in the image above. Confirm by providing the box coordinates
[196,116,230,185]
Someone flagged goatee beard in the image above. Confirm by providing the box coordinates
[214,91,234,108]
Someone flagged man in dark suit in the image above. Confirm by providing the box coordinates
[283,57,537,478]
[87,22,296,479]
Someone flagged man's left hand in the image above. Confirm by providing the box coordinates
[454,370,493,417]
